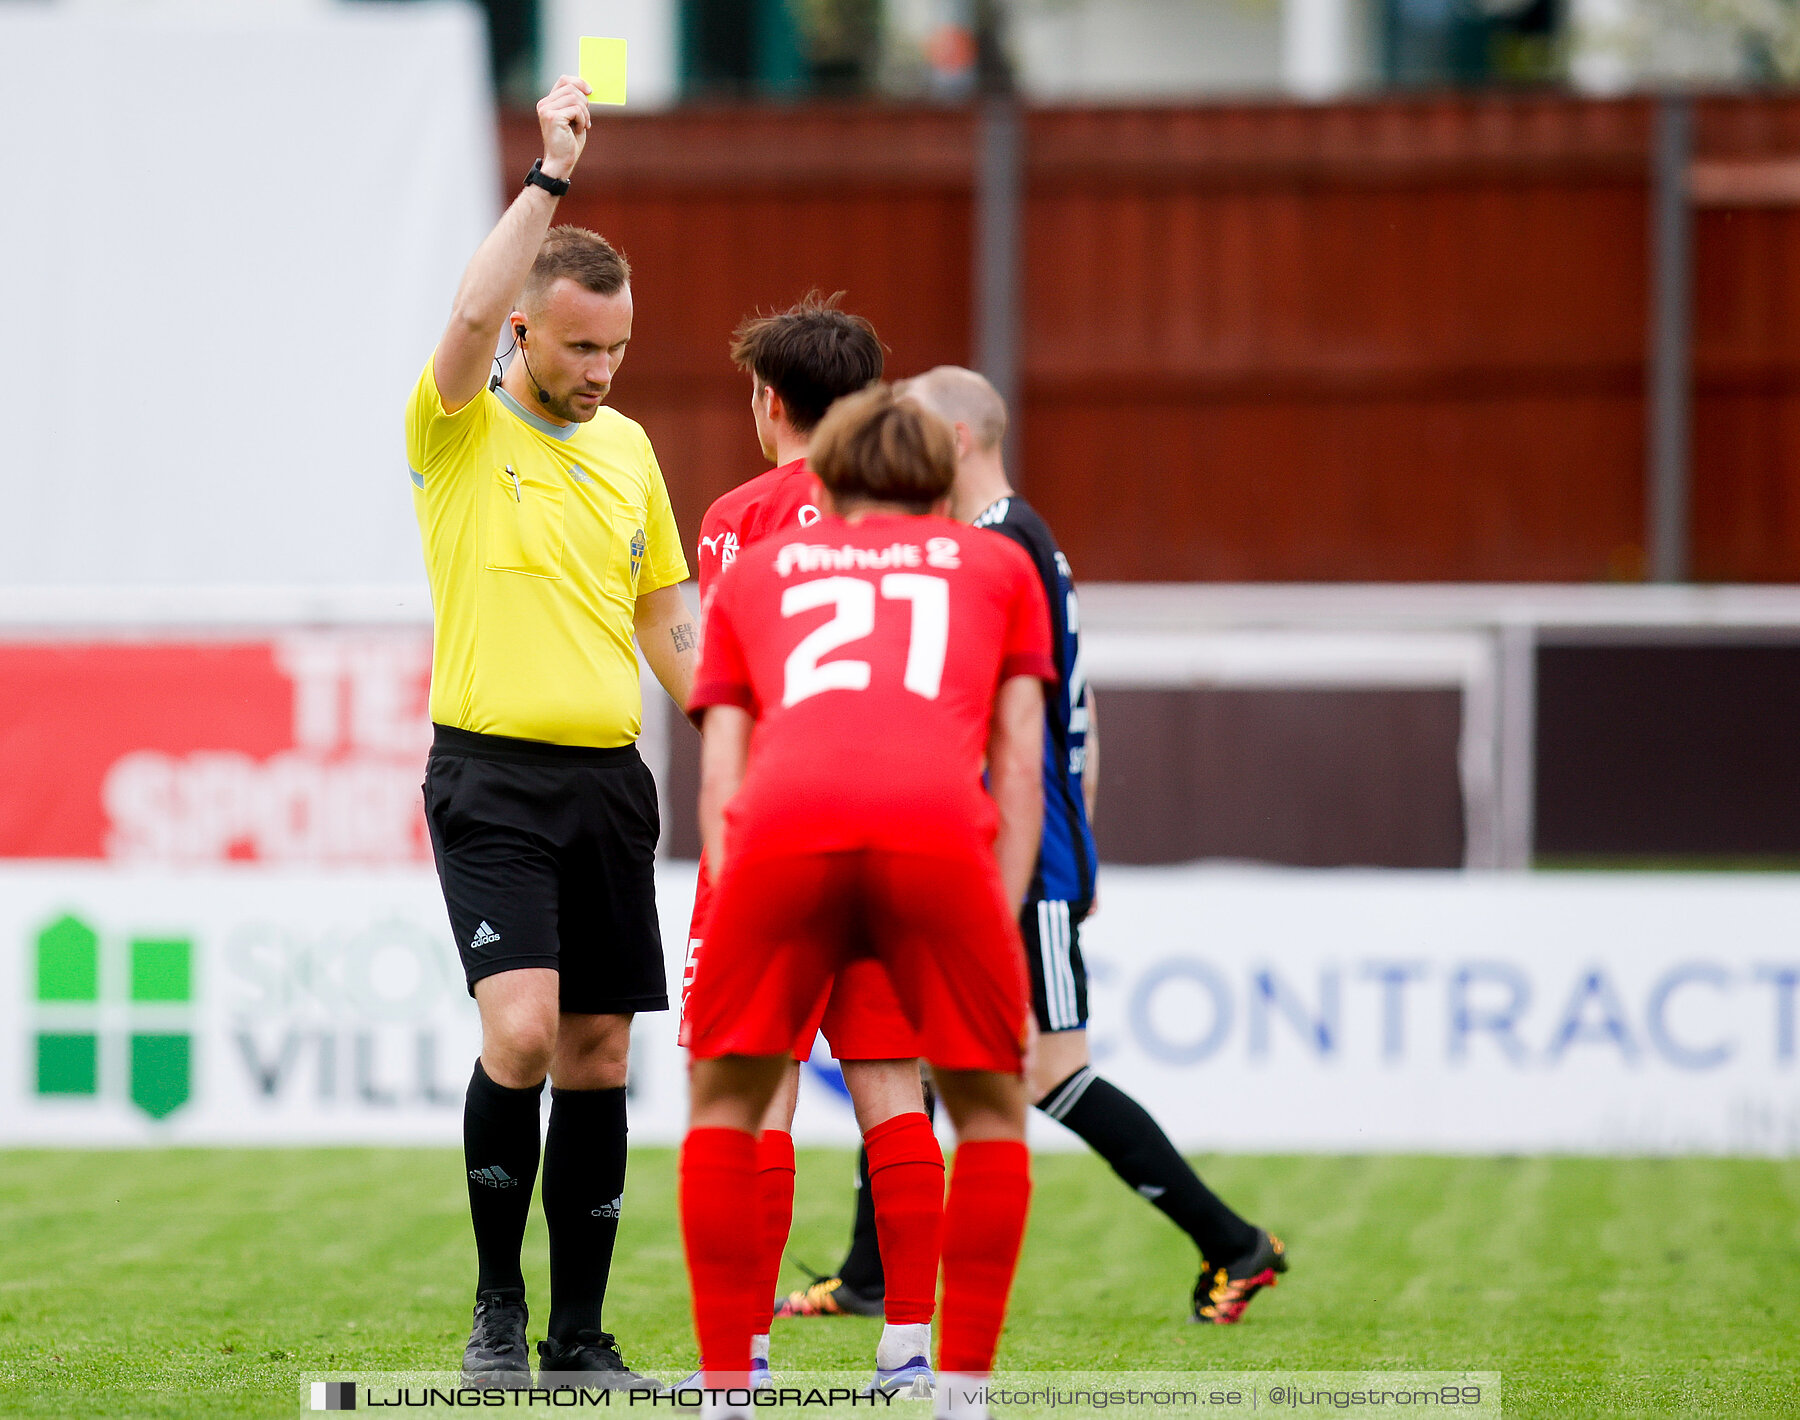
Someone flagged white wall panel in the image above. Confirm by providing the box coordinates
[0,2,495,589]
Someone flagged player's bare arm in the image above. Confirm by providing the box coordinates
[987,675,1046,908]
[696,705,753,883]
[634,583,699,712]
[432,75,593,413]
[1082,688,1101,919]
[1084,687,1099,827]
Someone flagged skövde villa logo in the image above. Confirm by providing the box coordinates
[32,912,195,1120]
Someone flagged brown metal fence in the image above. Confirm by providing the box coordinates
[517,107,978,540]
[507,93,1800,583]
[1692,100,1800,583]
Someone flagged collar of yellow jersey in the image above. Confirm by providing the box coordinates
[493,384,579,442]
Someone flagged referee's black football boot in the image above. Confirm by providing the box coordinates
[537,1331,659,1390]
[462,1288,531,1388]
[1191,1229,1288,1325]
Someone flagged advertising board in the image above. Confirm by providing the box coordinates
[5,865,1795,1155]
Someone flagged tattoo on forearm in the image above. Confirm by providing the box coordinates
[672,622,697,654]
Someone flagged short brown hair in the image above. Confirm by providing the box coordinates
[729,292,883,433]
[810,384,955,514]
[520,226,631,311]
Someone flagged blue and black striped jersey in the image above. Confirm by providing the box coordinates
[973,495,1098,906]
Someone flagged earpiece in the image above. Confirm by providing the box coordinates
[516,332,551,405]
[492,325,525,389]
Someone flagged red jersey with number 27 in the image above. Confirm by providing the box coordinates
[690,512,1056,857]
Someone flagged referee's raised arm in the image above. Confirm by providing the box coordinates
[433,75,593,414]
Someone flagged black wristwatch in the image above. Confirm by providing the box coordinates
[524,158,570,197]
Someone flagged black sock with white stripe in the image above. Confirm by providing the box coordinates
[1038,1068,1258,1265]
[464,1059,544,1295]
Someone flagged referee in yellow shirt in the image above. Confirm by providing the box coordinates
[405,75,695,1389]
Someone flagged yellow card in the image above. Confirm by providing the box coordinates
[579,36,627,106]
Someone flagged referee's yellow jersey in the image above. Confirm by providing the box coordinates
[406,358,689,748]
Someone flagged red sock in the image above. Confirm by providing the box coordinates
[680,1127,758,1386]
[938,1139,1030,1375]
[750,1129,796,1334]
[864,1112,944,1325]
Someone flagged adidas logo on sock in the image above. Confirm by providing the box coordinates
[590,1195,622,1219]
[469,1165,518,1189]
[1137,1184,1167,1200]
[470,921,501,949]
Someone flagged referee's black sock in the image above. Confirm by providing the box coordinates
[1039,1067,1259,1265]
[464,1059,544,1296]
[542,1084,629,1342]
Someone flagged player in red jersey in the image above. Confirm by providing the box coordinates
[681,386,1051,1420]
[680,298,946,1389]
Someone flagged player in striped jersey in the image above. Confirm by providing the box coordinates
[778,367,1289,1327]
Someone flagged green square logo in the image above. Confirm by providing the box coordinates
[36,1033,98,1095]
[29,914,196,1121]
[129,1034,191,1121]
[35,916,98,1002]
[130,938,192,1003]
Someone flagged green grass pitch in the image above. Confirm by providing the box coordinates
[1,1149,1796,1418]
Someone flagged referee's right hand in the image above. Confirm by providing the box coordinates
[538,75,593,182]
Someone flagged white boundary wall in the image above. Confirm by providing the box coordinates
[1079,582,1800,871]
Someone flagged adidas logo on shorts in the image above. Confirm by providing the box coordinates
[469,1165,518,1189]
[470,921,501,950]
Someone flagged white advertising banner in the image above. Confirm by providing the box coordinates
[1076,869,1800,1156]
[3,865,1796,1154]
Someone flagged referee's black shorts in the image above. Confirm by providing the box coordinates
[422,724,669,1015]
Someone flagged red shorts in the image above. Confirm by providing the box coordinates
[806,955,921,1060]
[680,856,920,1060]
[685,846,1029,1075]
